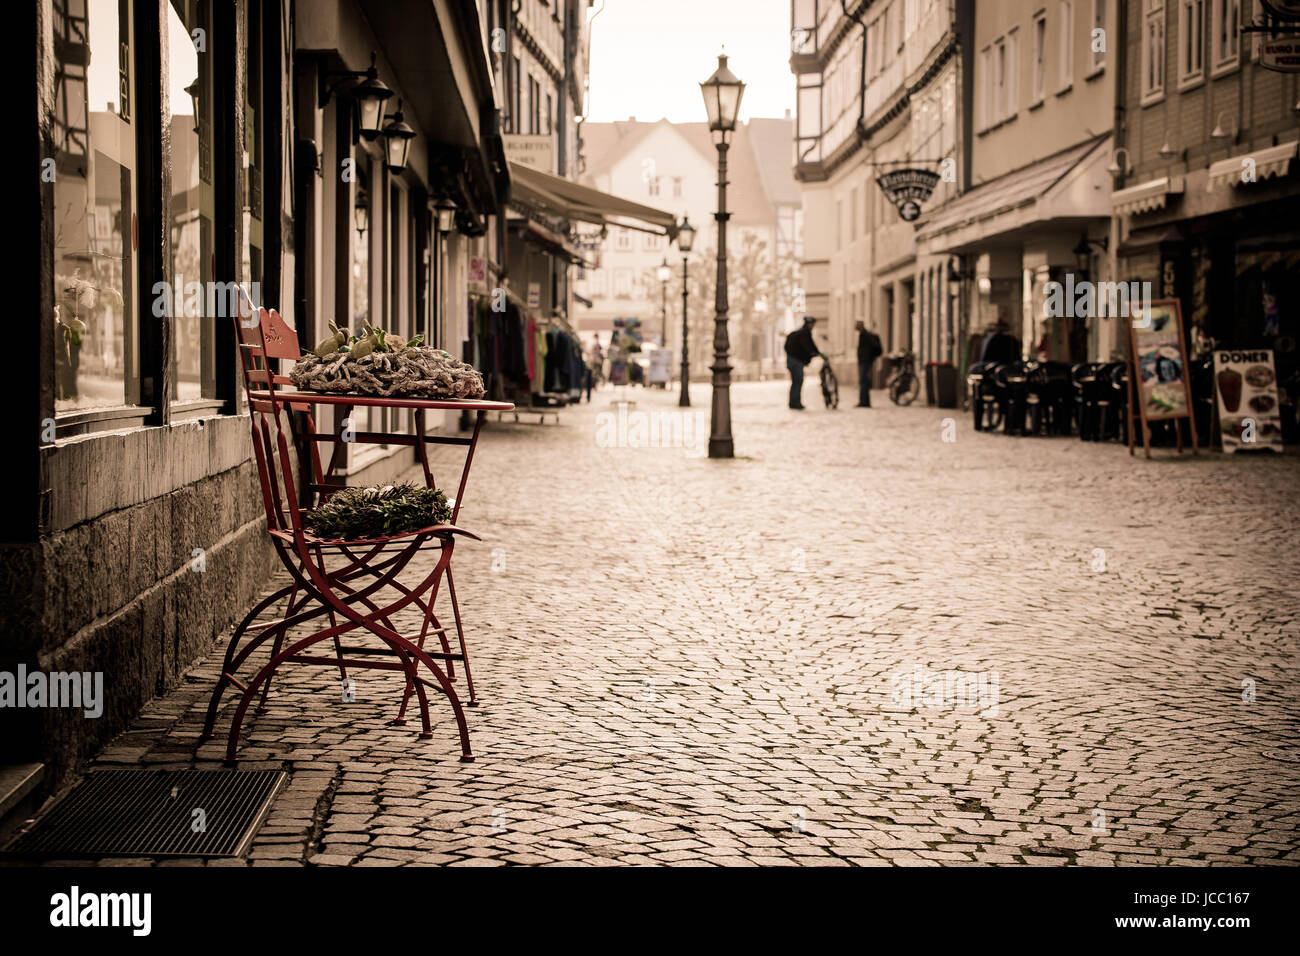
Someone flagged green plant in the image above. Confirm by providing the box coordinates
[302,482,451,540]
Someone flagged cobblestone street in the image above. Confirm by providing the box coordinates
[82,381,1300,866]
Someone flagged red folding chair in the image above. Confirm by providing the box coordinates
[201,305,506,763]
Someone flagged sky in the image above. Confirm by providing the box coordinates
[585,0,796,124]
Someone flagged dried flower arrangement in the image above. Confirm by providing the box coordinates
[302,483,452,540]
[290,321,485,399]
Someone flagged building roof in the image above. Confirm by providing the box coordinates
[578,117,797,226]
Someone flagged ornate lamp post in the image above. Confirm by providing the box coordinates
[699,53,745,458]
[676,216,696,406]
[657,258,671,348]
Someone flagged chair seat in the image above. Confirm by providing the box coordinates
[269,523,482,548]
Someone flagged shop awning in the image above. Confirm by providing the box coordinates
[1206,139,1298,191]
[508,162,678,237]
[1112,176,1184,216]
[511,217,590,266]
[916,136,1111,253]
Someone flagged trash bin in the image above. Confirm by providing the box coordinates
[927,361,959,408]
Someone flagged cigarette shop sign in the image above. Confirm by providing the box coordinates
[876,169,941,222]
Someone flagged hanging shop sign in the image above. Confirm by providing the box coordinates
[1259,36,1300,72]
[876,169,941,222]
[1260,1,1300,20]
[1127,299,1199,459]
[526,282,541,309]
[1214,350,1284,452]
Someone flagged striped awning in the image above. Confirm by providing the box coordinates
[1206,140,1298,191]
[1112,176,1184,216]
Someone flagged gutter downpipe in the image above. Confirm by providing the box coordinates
[1109,0,1128,360]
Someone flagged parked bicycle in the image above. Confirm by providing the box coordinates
[886,350,920,406]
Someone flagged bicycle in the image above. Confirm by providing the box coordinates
[886,350,920,406]
[818,356,840,409]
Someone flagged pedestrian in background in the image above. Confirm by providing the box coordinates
[855,320,882,407]
[784,316,821,410]
[980,320,1020,364]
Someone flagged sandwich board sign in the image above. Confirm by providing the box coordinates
[1127,299,1199,459]
[1214,349,1284,452]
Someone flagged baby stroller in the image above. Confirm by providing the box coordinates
[819,356,839,409]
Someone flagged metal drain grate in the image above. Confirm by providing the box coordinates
[6,768,286,858]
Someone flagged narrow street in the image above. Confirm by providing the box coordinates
[92,383,1300,866]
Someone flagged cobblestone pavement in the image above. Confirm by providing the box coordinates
[50,381,1300,865]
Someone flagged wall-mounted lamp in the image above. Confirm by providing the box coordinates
[320,53,394,141]
[354,188,370,234]
[1107,147,1133,177]
[1158,133,1185,160]
[381,100,416,173]
[434,196,458,234]
[1073,234,1109,274]
[1211,111,1239,143]
[184,79,201,134]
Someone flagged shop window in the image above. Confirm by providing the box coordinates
[51,0,141,414]
[243,0,264,307]
[167,0,216,403]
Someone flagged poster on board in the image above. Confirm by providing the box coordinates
[1128,299,1199,458]
[1214,349,1284,452]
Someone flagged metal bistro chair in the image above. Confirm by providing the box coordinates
[201,306,498,763]
[254,307,482,712]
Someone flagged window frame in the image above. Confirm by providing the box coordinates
[1211,0,1240,75]
[1087,0,1107,77]
[1178,0,1206,89]
[1141,0,1167,106]
[1058,0,1074,93]
[1032,11,1048,106]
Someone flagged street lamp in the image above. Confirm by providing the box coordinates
[699,52,744,458]
[676,216,696,406]
[657,258,671,349]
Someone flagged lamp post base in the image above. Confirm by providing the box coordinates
[708,437,733,458]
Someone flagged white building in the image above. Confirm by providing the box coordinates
[575,116,803,379]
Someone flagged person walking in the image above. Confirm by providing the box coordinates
[855,320,883,407]
[784,316,821,410]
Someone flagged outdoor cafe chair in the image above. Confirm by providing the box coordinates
[200,305,510,763]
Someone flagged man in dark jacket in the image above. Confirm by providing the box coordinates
[784,316,820,409]
[979,320,1020,365]
[855,320,883,407]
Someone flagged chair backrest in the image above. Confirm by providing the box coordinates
[229,298,314,539]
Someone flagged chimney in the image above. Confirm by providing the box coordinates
[628,116,636,123]
[784,108,791,120]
